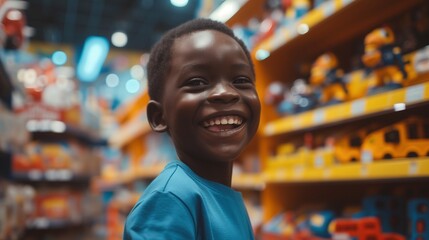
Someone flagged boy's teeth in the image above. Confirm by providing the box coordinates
[203,115,243,127]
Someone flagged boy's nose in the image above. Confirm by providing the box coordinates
[207,82,239,104]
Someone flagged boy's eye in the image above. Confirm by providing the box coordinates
[233,77,254,86]
[185,78,207,87]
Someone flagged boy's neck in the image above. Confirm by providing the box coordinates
[182,159,233,187]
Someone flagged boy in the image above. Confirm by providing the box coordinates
[123,18,261,240]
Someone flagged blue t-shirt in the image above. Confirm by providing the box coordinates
[123,160,255,240]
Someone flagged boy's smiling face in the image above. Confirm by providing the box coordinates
[157,30,260,165]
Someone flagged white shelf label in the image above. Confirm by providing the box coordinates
[351,99,366,116]
[361,165,368,176]
[322,1,335,16]
[409,161,418,175]
[313,109,325,124]
[406,84,425,103]
[293,117,302,129]
[264,124,275,136]
[323,169,331,178]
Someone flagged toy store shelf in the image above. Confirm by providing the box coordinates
[13,170,90,183]
[264,158,429,183]
[225,0,266,27]
[94,164,165,190]
[26,218,92,230]
[29,120,107,146]
[109,109,150,149]
[256,0,421,56]
[232,173,265,190]
[264,82,429,136]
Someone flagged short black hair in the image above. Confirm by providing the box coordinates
[147,18,255,102]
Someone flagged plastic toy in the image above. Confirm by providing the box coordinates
[284,0,310,22]
[265,81,287,106]
[310,52,348,105]
[362,195,406,234]
[330,217,405,240]
[332,123,385,163]
[277,79,318,115]
[308,210,335,238]
[361,26,408,95]
[253,0,284,46]
[333,129,366,163]
[360,117,429,162]
[408,198,429,239]
[1,8,26,50]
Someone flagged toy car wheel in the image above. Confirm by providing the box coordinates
[383,153,393,160]
[406,152,418,158]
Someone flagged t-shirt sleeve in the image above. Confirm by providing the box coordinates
[123,190,196,240]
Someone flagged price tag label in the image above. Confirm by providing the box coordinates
[409,161,418,175]
[313,109,325,124]
[322,1,335,16]
[264,124,275,136]
[406,84,425,103]
[323,169,331,178]
[293,117,302,129]
[361,165,368,176]
[276,170,285,180]
[351,99,366,116]
[28,170,43,180]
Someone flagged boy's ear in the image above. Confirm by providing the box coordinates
[147,100,167,132]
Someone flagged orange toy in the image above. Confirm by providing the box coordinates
[361,27,408,94]
[310,52,347,105]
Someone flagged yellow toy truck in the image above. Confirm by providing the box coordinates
[361,117,429,162]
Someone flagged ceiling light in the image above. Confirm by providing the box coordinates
[125,79,140,94]
[106,73,119,88]
[130,65,145,79]
[209,0,247,23]
[77,36,109,82]
[170,0,188,7]
[52,51,67,65]
[111,31,128,47]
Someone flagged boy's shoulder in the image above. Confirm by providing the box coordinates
[143,161,202,200]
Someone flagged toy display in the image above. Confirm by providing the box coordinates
[408,198,429,239]
[361,26,408,95]
[1,7,26,50]
[270,79,318,115]
[263,196,429,240]
[330,217,405,240]
[360,117,429,162]
[308,210,336,238]
[12,141,102,178]
[253,0,284,46]
[309,52,348,105]
[362,196,406,234]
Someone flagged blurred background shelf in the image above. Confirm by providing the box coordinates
[264,81,429,136]
[264,158,429,183]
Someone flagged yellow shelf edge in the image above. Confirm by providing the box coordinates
[109,109,151,148]
[264,158,429,183]
[232,173,265,190]
[264,81,429,136]
[94,164,166,190]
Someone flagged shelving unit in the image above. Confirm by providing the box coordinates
[264,81,429,136]
[228,0,429,238]
[264,158,429,183]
